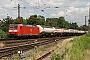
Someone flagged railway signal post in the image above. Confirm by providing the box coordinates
[18,50,22,60]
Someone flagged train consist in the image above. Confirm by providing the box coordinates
[8,24,87,38]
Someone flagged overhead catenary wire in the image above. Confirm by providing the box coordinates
[41,0,46,5]
[23,0,51,16]
[0,1,76,19]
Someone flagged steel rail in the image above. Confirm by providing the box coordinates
[0,37,69,58]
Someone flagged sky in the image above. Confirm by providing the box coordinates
[0,0,90,26]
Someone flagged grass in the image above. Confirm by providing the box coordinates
[51,52,62,60]
[51,34,90,60]
[51,37,73,60]
[70,34,90,60]
[0,54,19,60]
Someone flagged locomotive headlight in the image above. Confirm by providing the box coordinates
[14,30,17,32]
[9,30,12,32]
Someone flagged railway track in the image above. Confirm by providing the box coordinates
[0,38,53,48]
[0,37,70,59]
[0,37,66,48]
[36,48,69,60]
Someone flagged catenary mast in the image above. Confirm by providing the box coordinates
[88,5,90,33]
[18,4,20,23]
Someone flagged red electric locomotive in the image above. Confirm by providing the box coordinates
[8,24,40,38]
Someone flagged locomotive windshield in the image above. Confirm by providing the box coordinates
[10,25,18,28]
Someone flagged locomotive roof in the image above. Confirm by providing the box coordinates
[24,25,37,27]
[42,26,52,28]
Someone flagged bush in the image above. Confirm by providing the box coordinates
[0,29,8,39]
[70,34,90,60]
[51,52,62,60]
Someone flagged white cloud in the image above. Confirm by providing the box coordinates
[47,1,63,7]
[51,11,65,17]
[86,2,90,6]
[65,6,88,26]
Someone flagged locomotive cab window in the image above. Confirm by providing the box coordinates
[10,25,18,28]
[14,26,18,28]
[10,26,13,28]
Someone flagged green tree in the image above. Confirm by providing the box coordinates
[69,22,78,29]
[57,16,66,28]
[26,15,45,25]
[78,25,88,30]
[0,16,14,32]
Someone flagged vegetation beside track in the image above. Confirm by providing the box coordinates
[0,29,7,39]
[51,34,90,60]
[70,34,90,60]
